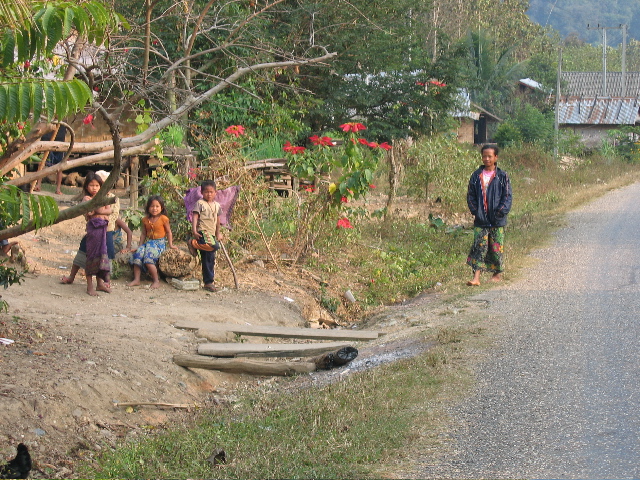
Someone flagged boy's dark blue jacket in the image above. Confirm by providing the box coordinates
[467,165,512,228]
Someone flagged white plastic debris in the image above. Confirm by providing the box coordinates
[0,338,15,345]
[283,296,295,303]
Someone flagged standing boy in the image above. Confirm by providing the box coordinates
[189,180,223,292]
[466,144,512,286]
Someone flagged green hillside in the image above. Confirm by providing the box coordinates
[527,0,640,44]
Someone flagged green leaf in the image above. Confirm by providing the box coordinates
[68,79,92,109]
[20,191,30,229]
[2,33,15,68]
[7,85,19,122]
[32,82,43,122]
[0,86,7,119]
[19,83,31,121]
[72,6,90,38]
[29,194,41,230]
[46,14,63,53]
[63,7,75,38]
[16,30,27,63]
[45,82,55,119]
[52,81,66,119]
[62,83,77,114]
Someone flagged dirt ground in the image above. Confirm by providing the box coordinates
[0,190,450,478]
[0,194,362,477]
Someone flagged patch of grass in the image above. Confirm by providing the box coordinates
[82,349,456,479]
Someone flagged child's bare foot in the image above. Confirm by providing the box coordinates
[490,273,502,282]
[97,284,111,293]
[128,280,141,287]
[55,189,62,195]
[150,281,161,289]
[87,288,99,296]
[466,280,481,286]
[187,240,197,256]
[60,276,74,284]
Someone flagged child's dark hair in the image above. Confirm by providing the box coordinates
[201,180,216,191]
[145,195,168,216]
[481,144,499,156]
[83,171,103,196]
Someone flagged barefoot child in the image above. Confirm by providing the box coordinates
[128,195,177,289]
[466,144,512,286]
[188,180,223,292]
[81,172,112,296]
[61,172,131,289]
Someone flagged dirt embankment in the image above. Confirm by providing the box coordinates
[0,205,338,476]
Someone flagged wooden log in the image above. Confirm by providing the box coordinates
[197,341,352,358]
[173,354,316,376]
[173,320,383,341]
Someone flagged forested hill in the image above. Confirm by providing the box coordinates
[527,0,640,44]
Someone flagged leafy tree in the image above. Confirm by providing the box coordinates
[0,0,339,241]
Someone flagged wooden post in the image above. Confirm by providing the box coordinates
[130,155,139,207]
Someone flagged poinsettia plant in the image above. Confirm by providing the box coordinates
[283,122,391,208]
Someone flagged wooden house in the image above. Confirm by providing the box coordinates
[453,90,502,144]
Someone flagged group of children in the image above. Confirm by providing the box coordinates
[61,171,224,295]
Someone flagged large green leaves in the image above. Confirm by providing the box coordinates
[0,1,128,66]
[0,184,59,232]
[0,79,92,122]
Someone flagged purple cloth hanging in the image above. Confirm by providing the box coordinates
[184,185,241,230]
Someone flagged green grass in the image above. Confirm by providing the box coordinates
[81,342,457,478]
[80,141,640,478]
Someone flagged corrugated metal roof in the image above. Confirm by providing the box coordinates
[561,72,640,97]
[558,96,640,125]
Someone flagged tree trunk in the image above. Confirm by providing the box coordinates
[173,355,316,376]
[385,148,399,222]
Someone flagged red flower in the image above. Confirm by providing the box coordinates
[283,141,305,154]
[341,196,348,203]
[310,135,334,146]
[24,61,30,69]
[429,80,447,87]
[337,217,354,229]
[358,138,369,145]
[83,114,94,125]
[340,122,366,133]
[225,125,245,137]
[369,184,376,189]
[368,141,379,148]
[379,142,392,151]
[304,186,314,192]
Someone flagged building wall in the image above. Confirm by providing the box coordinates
[561,125,620,148]
[456,118,475,143]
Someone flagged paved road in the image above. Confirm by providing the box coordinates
[418,182,640,478]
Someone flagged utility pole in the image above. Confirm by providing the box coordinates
[555,48,562,161]
[587,24,627,96]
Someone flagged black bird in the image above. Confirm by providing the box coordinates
[0,444,31,479]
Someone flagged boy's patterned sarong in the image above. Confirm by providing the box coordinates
[467,226,504,273]
[190,232,219,252]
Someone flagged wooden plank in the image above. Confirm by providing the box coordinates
[197,341,352,358]
[173,355,315,376]
[173,320,383,340]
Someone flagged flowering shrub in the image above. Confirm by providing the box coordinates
[281,122,391,232]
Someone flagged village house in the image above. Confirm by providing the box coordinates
[557,71,640,148]
[453,90,502,145]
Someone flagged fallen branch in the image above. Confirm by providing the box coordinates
[113,402,193,409]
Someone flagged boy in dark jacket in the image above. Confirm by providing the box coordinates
[466,144,512,286]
